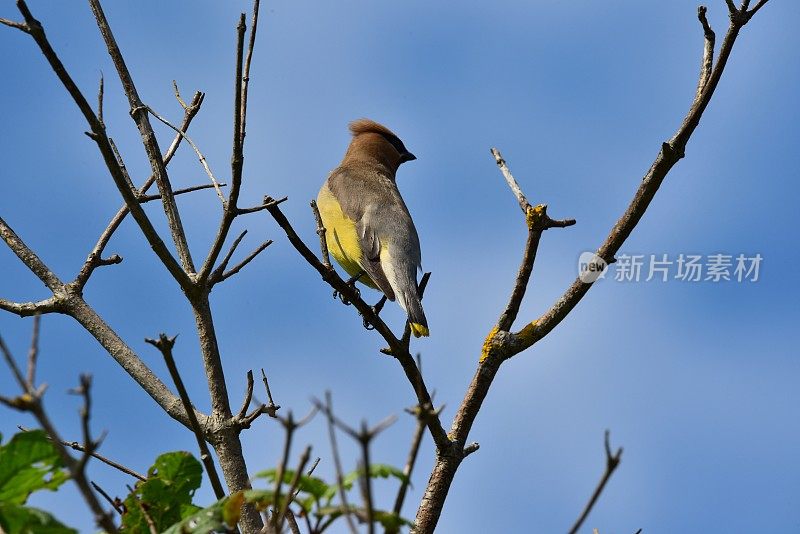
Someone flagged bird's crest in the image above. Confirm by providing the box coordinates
[349,118,400,140]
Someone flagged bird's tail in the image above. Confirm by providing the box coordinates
[397,278,429,338]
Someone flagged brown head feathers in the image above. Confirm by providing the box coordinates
[345,118,416,170]
[349,118,401,139]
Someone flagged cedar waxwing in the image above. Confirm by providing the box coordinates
[317,119,429,337]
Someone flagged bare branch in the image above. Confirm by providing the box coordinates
[136,498,159,534]
[197,8,257,285]
[0,322,119,533]
[0,16,29,32]
[91,481,124,515]
[747,0,770,19]
[26,314,41,393]
[88,0,196,273]
[310,200,332,269]
[237,195,288,215]
[266,199,450,450]
[236,369,255,419]
[12,0,191,289]
[107,138,139,194]
[240,0,260,144]
[414,4,773,531]
[490,147,532,213]
[391,389,444,526]
[725,0,738,14]
[321,392,358,534]
[0,296,62,317]
[145,105,225,203]
[172,80,188,109]
[509,3,766,358]
[230,13,246,209]
[139,182,227,203]
[145,333,227,500]
[696,6,715,100]
[276,445,311,533]
[284,508,301,534]
[0,334,27,392]
[19,425,147,481]
[260,368,280,416]
[75,92,204,289]
[0,215,64,292]
[97,73,104,125]
[211,230,248,281]
[220,241,273,282]
[270,410,306,532]
[69,374,105,473]
[568,431,623,534]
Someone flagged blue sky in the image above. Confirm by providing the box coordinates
[1,1,798,532]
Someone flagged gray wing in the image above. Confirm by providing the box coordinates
[329,165,420,300]
[357,216,396,301]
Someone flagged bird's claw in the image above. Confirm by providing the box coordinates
[333,273,363,306]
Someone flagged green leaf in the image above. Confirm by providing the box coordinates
[323,463,409,501]
[252,468,330,500]
[162,491,248,534]
[0,503,77,534]
[121,451,203,532]
[0,430,69,505]
[315,506,414,530]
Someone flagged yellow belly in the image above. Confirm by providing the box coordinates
[316,185,378,289]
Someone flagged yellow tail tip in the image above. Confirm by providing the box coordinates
[410,323,429,338]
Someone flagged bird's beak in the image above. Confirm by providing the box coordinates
[401,152,417,163]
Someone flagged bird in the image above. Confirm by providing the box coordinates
[316,118,429,337]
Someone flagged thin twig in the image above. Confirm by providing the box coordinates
[211,230,248,282]
[137,498,159,534]
[237,369,255,419]
[276,445,311,532]
[217,241,273,283]
[568,431,623,534]
[25,314,40,387]
[260,368,279,415]
[239,0,261,144]
[0,296,61,317]
[284,508,301,534]
[696,6,716,100]
[270,412,295,532]
[21,423,146,481]
[97,73,104,125]
[237,195,288,215]
[91,481,124,515]
[266,199,449,450]
[322,392,358,534]
[12,0,192,289]
[88,0,196,274]
[145,105,225,202]
[145,334,226,500]
[0,322,119,533]
[415,5,773,529]
[75,91,204,289]
[0,16,29,32]
[747,0,770,19]
[70,375,105,473]
[392,401,444,524]
[196,7,256,285]
[310,200,331,269]
[138,182,228,202]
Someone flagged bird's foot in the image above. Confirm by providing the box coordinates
[333,271,363,305]
[362,296,388,330]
